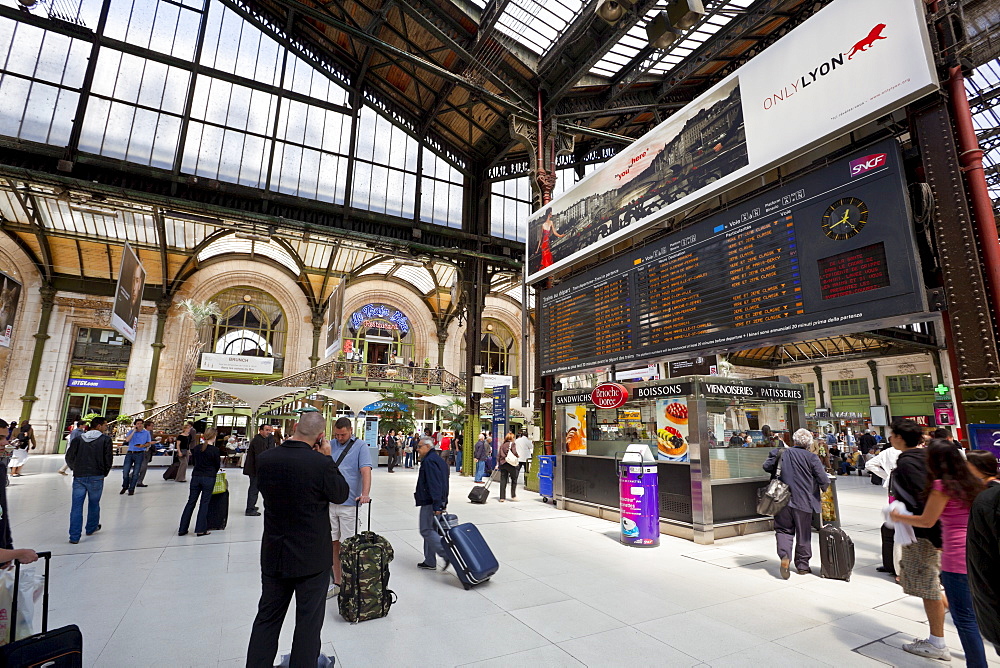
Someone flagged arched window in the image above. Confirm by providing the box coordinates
[208,288,287,368]
[346,304,414,364]
[480,319,516,376]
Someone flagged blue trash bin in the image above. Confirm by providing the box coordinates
[537,455,555,503]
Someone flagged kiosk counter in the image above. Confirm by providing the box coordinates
[554,376,808,544]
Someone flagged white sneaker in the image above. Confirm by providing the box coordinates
[902,639,951,661]
[326,583,339,599]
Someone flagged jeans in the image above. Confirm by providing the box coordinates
[179,475,215,534]
[940,571,988,668]
[774,506,813,570]
[122,451,144,491]
[69,476,104,541]
[404,450,414,467]
[474,460,485,482]
[246,475,259,513]
[418,505,449,567]
[455,450,462,472]
[247,570,328,668]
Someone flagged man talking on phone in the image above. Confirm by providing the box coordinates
[327,416,372,600]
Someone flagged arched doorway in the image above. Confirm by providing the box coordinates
[480,319,517,376]
[206,287,287,373]
[347,304,414,364]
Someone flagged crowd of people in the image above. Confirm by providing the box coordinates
[762,418,999,665]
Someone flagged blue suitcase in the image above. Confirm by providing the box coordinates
[435,515,499,590]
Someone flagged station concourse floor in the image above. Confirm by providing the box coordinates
[7,455,999,668]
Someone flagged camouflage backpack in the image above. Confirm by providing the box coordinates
[338,506,396,623]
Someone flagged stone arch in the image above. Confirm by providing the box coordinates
[342,279,437,365]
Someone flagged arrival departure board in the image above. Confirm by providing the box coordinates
[539,139,926,375]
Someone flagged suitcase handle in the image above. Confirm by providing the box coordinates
[10,551,51,642]
[354,499,372,534]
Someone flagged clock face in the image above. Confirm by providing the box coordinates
[822,197,869,240]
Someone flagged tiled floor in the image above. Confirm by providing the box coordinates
[7,455,999,667]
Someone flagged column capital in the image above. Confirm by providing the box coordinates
[39,284,56,306]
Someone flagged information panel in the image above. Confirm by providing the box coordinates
[539,139,925,376]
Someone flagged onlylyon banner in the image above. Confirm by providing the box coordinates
[0,272,21,348]
[324,278,346,359]
[110,242,146,343]
[526,0,936,283]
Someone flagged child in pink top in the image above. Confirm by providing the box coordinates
[892,439,988,667]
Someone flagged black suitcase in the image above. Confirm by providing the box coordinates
[435,514,498,590]
[207,490,229,531]
[162,462,179,481]
[819,524,855,581]
[0,551,83,667]
[467,469,496,505]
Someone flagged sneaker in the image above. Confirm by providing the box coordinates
[136,484,148,488]
[127,490,134,496]
[779,558,790,580]
[245,511,261,517]
[120,488,127,495]
[68,539,79,544]
[796,568,812,575]
[417,562,436,570]
[902,639,951,661]
[58,470,68,476]
[86,525,102,536]
[326,583,340,599]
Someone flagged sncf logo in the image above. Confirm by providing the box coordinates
[850,153,887,177]
[847,24,888,60]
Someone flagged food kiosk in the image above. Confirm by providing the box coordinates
[554,376,807,544]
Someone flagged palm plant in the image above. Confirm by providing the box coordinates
[168,299,221,430]
[441,398,466,435]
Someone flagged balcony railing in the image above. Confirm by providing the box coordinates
[72,342,132,365]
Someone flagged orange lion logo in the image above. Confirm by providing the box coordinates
[847,24,887,60]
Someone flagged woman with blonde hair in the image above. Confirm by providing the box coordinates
[178,428,220,537]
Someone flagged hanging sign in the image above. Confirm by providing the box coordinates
[200,353,275,374]
[592,383,630,409]
[110,242,146,343]
[350,304,410,335]
[0,272,21,348]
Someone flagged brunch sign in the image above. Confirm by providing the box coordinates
[591,383,629,409]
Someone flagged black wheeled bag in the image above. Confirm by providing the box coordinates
[467,469,496,505]
[338,502,396,623]
[435,514,498,590]
[207,490,229,531]
[0,551,83,667]
[819,524,855,581]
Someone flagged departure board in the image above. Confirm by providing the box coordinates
[539,139,926,375]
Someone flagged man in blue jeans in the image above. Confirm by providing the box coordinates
[473,434,489,483]
[121,419,151,495]
[65,416,113,544]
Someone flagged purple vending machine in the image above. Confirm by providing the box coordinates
[617,444,660,547]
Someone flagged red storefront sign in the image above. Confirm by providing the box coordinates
[592,383,629,409]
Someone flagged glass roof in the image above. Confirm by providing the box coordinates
[968,58,1000,207]
[590,1,756,79]
[197,235,300,273]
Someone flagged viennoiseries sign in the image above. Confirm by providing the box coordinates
[526,0,936,283]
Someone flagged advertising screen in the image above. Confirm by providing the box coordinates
[526,0,936,283]
[110,242,146,343]
[538,139,925,375]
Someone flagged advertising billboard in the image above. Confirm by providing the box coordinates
[526,0,937,283]
[0,272,22,348]
[324,279,346,359]
[538,139,925,375]
[110,242,146,343]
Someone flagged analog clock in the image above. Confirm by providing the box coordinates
[822,197,869,240]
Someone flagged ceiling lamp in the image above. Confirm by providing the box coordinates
[394,257,424,268]
[667,0,705,30]
[645,11,678,49]
[595,0,631,25]
[17,0,38,7]
[234,231,271,243]
[68,202,119,217]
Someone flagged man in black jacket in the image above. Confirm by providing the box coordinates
[415,437,450,570]
[967,464,1000,656]
[857,429,878,456]
[763,428,829,578]
[242,424,274,517]
[889,418,947,661]
[246,412,349,668]
[65,416,113,544]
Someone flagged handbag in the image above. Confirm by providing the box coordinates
[213,471,228,495]
[504,445,519,467]
[756,449,791,516]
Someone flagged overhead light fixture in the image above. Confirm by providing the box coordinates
[645,11,679,49]
[394,257,424,268]
[595,0,631,25]
[235,232,271,243]
[68,202,119,217]
[17,0,37,7]
[667,0,705,30]
[161,209,223,225]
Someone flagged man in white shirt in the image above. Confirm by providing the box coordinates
[866,443,901,575]
[514,430,533,486]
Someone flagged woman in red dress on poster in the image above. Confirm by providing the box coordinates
[535,209,564,268]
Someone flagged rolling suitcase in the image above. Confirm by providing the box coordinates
[819,524,855,581]
[162,461,179,481]
[468,469,497,505]
[339,502,395,624]
[0,551,83,667]
[435,514,498,590]
[207,490,229,531]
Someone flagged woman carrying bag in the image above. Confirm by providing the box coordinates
[8,423,35,477]
[178,428,221,537]
[497,432,519,503]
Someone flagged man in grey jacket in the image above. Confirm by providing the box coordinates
[65,416,113,544]
[763,428,830,579]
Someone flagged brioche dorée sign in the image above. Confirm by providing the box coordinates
[591,383,629,409]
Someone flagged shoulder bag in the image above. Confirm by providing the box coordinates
[504,444,519,467]
[756,449,791,516]
[335,438,356,467]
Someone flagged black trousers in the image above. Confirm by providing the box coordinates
[499,463,518,500]
[881,523,895,573]
[246,475,259,512]
[247,569,328,668]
